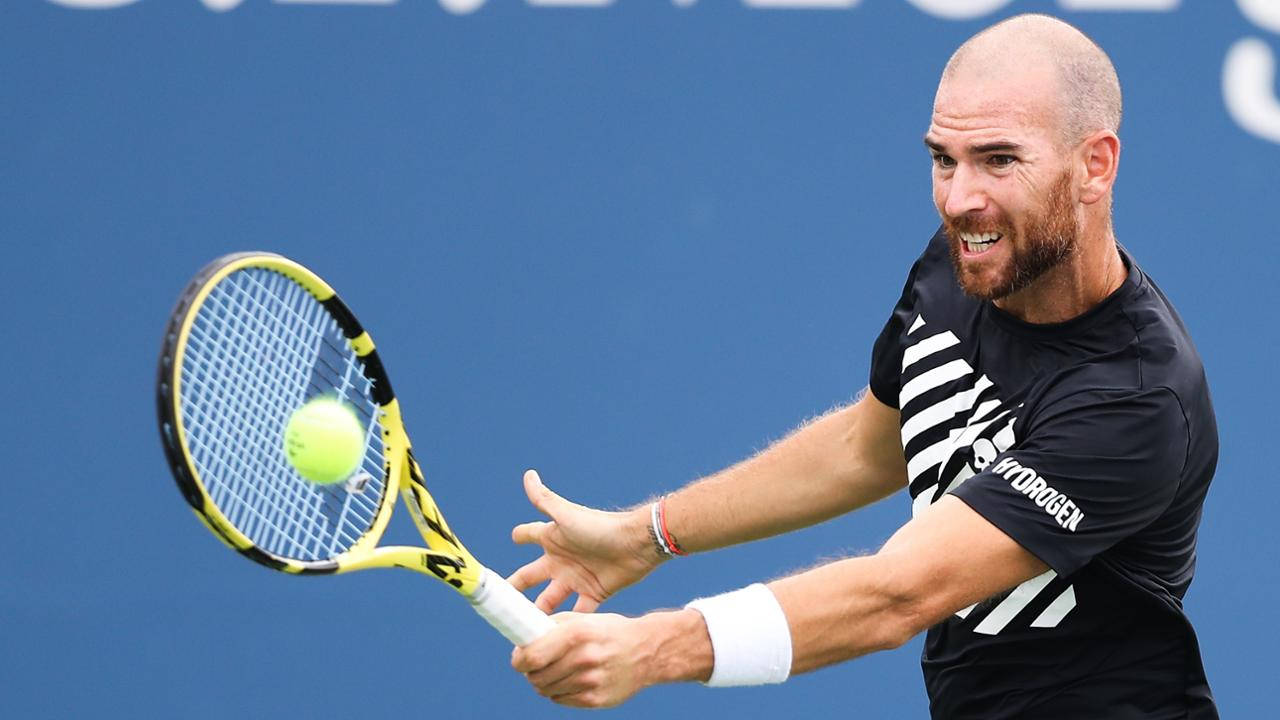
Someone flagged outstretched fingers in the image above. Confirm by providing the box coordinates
[534,579,575,614]
[523,469,575,520]
[507,556,551,593]
[511,520,550,546]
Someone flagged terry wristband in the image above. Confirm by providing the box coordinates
[685,583,793,687]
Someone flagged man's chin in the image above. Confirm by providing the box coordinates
[955,265,1011,301]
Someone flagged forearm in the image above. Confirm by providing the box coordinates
[769,496,1049,675]
[643,553,930,687]
[767,555,928,673]
[656,393,907,554]
[637,609,715,685]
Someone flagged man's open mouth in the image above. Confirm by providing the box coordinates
[960,232,1002,255]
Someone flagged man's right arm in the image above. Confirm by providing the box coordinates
[660,390,907,553]
[508,391,908,612]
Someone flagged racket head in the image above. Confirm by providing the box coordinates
[157,252,405,574]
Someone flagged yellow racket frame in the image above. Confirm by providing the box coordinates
[159,252,484,596]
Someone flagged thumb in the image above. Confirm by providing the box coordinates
[523,469,570,519]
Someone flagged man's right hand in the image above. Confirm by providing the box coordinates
[508,470,665,613]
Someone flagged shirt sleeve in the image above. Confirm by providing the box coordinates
[869,257,922,409]
[949,386,1189,577]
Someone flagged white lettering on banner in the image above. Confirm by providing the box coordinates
[46,0,141,7]
[1059,0,1177,9]
[440,0,484,13]
[744,0,859,7]
[1225,39,1280,144]
[277,0,392,5]
[29,0,1226,16]
[902,0,1011,20]
[1239,0,1280,34]
[39,0,1280,146]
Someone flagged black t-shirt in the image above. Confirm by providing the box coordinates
[870,229,1218,720]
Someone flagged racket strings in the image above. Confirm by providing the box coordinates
[188,275,382,558]
[181,336,385,539]
[184,280,361,557]
[179,268,388,561]
[220,271,385,554]
[180,373,376,553]
[184,282,358,550]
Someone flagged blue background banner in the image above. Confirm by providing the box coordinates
[2,1,1274,717]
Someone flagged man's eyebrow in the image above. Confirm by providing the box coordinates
[971,141,1023,154]
[923,137,1024,154]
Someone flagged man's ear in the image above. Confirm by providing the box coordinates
[1078,131,1120,206]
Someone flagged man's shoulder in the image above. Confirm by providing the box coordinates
[1113,248,1211,401]
[1020,251,1215,452]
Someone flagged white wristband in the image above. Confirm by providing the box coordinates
[685,583,793,687]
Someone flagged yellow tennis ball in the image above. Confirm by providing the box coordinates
[282,397,365,485]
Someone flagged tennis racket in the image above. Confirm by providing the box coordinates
[156,251,553,645]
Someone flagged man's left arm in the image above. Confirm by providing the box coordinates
[512,495,1047,707]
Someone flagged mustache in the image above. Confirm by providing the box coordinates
[942,215,1011,237]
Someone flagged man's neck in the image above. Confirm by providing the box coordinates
[993,228,1125,325]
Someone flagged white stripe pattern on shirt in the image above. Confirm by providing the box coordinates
[972,570,1058,635]
[899,358,972,408]
[900,374,995,448]
[902,330,961,371]
[1030,585,1078,628]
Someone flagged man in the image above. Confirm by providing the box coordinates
[507,14,1218,718]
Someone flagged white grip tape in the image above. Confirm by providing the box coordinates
[469,567,555,646]
[685,583,793,687]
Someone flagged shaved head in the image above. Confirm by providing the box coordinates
[940,14,1121,146]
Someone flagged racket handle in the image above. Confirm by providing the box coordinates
[469,567,555,646]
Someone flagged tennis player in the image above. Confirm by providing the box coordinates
[508,14,1218,718]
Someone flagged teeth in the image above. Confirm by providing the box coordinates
[961,232,1001,254]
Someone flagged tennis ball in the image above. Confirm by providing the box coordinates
[282,397,365,485]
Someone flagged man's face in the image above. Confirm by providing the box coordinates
[926,65,1080,301]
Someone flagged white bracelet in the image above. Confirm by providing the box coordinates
[650,501,673,556]
[685,583,793,687]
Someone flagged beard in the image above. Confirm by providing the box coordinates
[943,169,1078,301]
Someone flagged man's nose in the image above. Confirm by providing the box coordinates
[943,163,988,218]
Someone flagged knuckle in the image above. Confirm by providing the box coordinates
[577,648,602,668]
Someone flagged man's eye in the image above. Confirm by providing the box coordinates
[988,154,1017,167]
[932,154,955,168]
